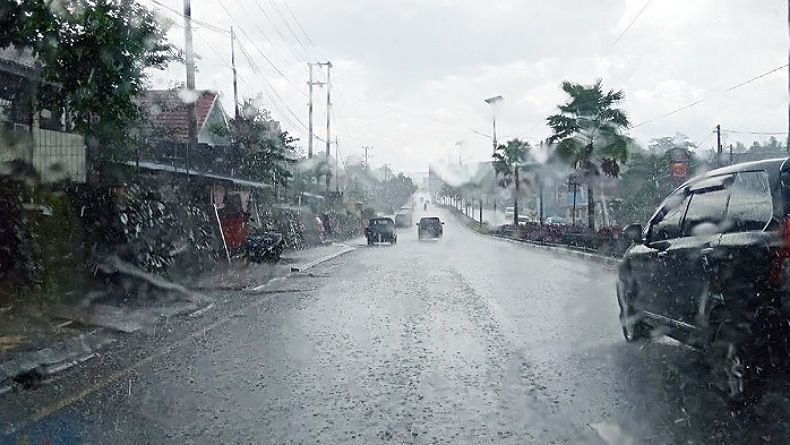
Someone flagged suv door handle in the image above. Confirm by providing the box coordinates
[657,251,668,258]
[700,247,714,255]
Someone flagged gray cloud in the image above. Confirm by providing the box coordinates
[146,0,788,172]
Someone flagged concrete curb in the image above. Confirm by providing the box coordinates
[244,244,358,293]
[0,330,116,393]
[290,245,358,272]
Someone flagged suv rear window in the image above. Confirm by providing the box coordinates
[681,187,729,236]
[724,170,773,232]
[680,170,773,236]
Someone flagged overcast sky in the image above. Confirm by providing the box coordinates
[145,0,788,173]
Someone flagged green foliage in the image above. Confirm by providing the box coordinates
[609,135,700,225]
[379,172,417,210]
[546,79,631,177]
[492,138,532,188]
[547,79,631,229]
[2,0,177,170]
[220,99,298,187]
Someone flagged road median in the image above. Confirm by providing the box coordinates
[441,204,621,270]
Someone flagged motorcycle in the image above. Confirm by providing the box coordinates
[245,230,285,263]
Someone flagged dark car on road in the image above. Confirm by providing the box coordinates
[617,158,790,401]
[365,217,397,245]
[394,212,412,227]
[417,217,444,240]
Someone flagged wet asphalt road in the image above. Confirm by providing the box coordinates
[5,207,790,444]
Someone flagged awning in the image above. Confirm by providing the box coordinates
[121,160,273,189]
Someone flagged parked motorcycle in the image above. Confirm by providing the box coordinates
[245,231,285,263]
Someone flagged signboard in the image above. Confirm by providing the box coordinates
[671,162,687,179]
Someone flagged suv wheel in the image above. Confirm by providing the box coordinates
[707,312,766,404]
[709,340,749,402]
[617,281,649,342]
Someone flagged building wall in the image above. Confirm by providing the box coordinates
[32,127,86,182]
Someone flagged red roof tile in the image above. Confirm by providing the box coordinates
[135,89,220,142]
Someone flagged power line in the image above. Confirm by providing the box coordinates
[266,0,307,50]
[633,63,788,128]
[193,28,232,69]
[243,0,304,65]
[234,40,261,73]
[278,0,327,59]
[723,129,789,135]
[237,74,306,132]
[145,0,230,35]
[611,0,653,48]
[215,0,297,89]
[724,64,788,92]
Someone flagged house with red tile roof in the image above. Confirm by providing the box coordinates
[134,89,231,147]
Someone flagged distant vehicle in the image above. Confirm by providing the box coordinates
[365,217,397,245]
[394,212,412,227]
[417,217,444,240]
[504,206,515,220]
[517,215,532,225]
[545,216,567,226]
[618,158,790,402]
[399,205,413,214]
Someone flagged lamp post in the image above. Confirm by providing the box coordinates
[484,95,503,153]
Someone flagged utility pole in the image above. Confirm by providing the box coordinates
[363,146,371,170]
[729,144,733,165]
[335,137,339,193]
[183,0,197,176]
[716,124,722,168]
[787,0,789,153]
[485,95,503,153]
[325,62,332,191]
[307,63,317,159]
[230,27,239,119]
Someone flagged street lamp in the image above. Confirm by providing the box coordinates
[484,95,503,153]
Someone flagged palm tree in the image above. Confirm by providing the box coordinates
[546,80,631,230]
[493,138,532,227]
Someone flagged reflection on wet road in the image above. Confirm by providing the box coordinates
[5,207,790,444]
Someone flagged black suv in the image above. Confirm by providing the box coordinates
[618,158,790,401]
[417,217,444,239]
[365,217,397,245]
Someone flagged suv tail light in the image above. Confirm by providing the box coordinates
[769,216,790,286]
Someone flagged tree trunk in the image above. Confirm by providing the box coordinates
[587,181,595,230]
[514,167,519,227]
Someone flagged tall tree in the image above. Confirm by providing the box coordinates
[547,80,631,229]
[2,0,177,177]
[219,99,298,187]
[492,138,531,227]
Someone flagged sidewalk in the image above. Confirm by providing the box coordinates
[0,239,360,393]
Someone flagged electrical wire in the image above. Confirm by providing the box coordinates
[237,74,306,132]
[237,0,304,66]
[279,0,327,59]
[193,28,232,69]
[723,129,788,135]
[611,0,653,48]
[633,63,788,128]
[145,0,230,35]
[216,0,297,88]
[266,0,307,50]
